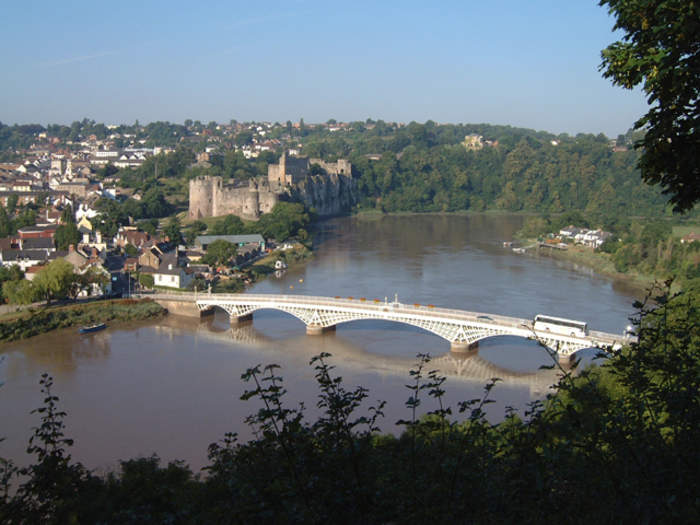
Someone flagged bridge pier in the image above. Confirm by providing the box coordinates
[230,313,253,325]
[306,324,336,335]
[450,341,479,353]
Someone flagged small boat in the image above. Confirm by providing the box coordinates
[79,323,106,334]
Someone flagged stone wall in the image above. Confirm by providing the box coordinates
[189,156,357,220]
[188,177,280,221]
[291,172,357,216]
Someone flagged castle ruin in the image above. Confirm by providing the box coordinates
[188,152,355,220]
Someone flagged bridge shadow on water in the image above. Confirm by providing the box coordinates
[190,310,566,395]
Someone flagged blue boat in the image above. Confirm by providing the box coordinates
[79,323,106,334]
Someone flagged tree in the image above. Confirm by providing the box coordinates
[60,205,75,225]
[201,240,237,267]
[164,216,183,245]
[211,214,244,236]
[33,259,76,303]
[138,218,159,236]
[234,131,254,147]
[139,273,154,289]
[6,194,18,215]
[0,206,12,237]
[54,224,80,251]
[2,279,38,304]
[599,0,700,213]
[185,220,207,245]
[141,188,172,218]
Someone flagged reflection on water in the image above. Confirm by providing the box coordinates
[0,214,638,472]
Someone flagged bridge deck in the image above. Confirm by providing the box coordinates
[149,292,624,348]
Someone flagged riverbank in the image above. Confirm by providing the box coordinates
[353,208,541,219]
[0,298,166,342]
[520,242,657,292]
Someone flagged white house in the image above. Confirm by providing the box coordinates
[152,263,193,289]
[0,250,49,271]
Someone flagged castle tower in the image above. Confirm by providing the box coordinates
[188,176,215,219]
[244,178,261,219]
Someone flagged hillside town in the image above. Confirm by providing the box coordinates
[0,120,340,304]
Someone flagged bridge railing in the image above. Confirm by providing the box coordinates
[158,291,533,328]
[146,291,624,341]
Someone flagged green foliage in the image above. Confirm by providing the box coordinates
[59,205,75,225]
[256,202,311,241]
[201,240,237,267]
[2,278,39,305]
[138,273,154,289]
[210,214,244,236]
[519,216,550,237]
[8,373,91,524]
[0,206,12,237]
[163,216,183,245]
[234,130,253,146]
[0,265,24,302]
[124,243,138,257]
[302,122,669,215]
[211,278,244,293]
[94,189,173,236]
[184,219,207,245]
[53,223,80,250]
[0,299,164,342]
[13,207,36,230]
[600,0,700,213]
[137,218,159,236]
[206,202,311,242]
[33,259,76,303]
[6,194,18,216]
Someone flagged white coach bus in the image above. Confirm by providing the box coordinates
[533,314,588,338]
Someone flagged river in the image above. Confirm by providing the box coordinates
[0,214,640,472]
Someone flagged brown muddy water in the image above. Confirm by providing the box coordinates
[0,214,641,472]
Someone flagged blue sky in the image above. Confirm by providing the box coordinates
[0,0,646,137]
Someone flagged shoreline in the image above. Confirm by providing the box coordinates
[518,240,657,294]
[0,299,166,343]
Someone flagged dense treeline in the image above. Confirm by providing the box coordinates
[601,223,700,281]
[301,122,669,218]
[1,284,698,523]
[2,118,678,221]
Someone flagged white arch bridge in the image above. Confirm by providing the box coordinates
[149,292,625,363]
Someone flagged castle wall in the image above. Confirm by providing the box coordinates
[310,158,352,176]
[188,176,215,219]
[190,155,356,221]
[258,186,279,214]
[291,172,357,216]
[189,176,281,221]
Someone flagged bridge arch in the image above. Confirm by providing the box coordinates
[187,293,620,359]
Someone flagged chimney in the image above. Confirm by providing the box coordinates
[92,247,98,257]
[168,264,173,270]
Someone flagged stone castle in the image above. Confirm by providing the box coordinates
[188,152,356,220]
